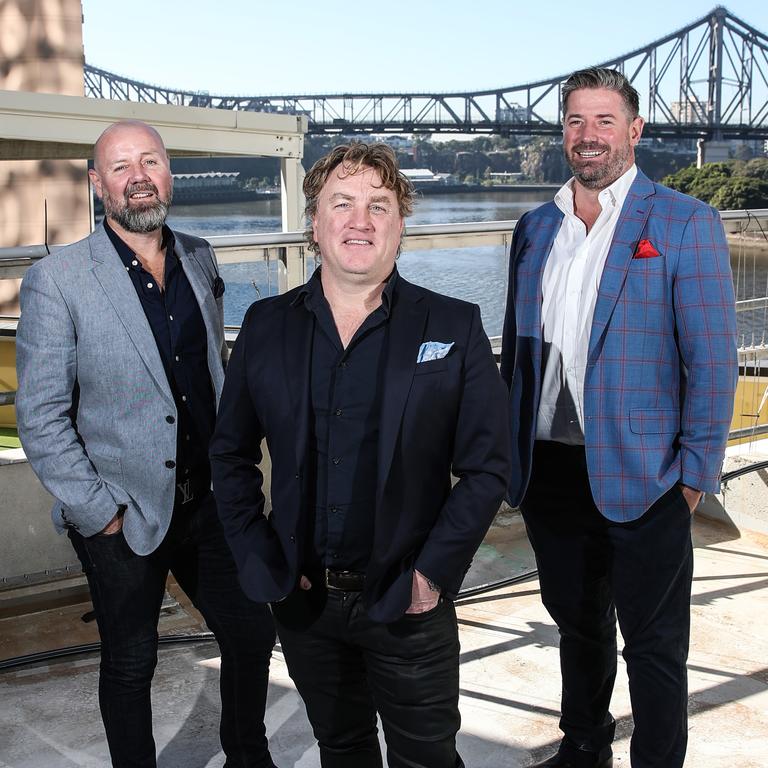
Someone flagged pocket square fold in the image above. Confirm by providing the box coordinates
[417,341,454,363]
[633,239,660,259]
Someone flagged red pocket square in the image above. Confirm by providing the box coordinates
[633,239,660,259]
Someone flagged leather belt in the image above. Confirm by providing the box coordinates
[325,569,365,591]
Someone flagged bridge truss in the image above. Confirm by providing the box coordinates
[84,7,768,139]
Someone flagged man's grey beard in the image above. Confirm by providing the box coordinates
[103,184,172,233]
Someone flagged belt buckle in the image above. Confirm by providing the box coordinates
[176,479,194,505]
[325,569,364,591]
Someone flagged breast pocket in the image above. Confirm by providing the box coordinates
[625,256,669,306]
[407,355,461,430]
[413,359,450,376]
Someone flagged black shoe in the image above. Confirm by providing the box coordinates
[527,747,612,768]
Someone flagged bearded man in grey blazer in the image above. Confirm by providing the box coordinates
[16,120,278,768]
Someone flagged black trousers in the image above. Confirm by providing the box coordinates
[69,492,277,768]
[522,441,693,768]
[272,586,464,768]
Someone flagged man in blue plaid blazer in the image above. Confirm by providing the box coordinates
[500,68,738,768]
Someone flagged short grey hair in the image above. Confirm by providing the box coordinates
[561,67,640,120]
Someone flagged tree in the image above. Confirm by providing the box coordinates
[689,177,729,203]
[743,158,768,182]
[662,161,746,204]
[636,147,696,182]
[659,160,767,206]
[521,138,568,182]
[661,165,700,195]
[733,143,755,162]
[710,177,768,210]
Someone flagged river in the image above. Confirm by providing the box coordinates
[166,190,767,342]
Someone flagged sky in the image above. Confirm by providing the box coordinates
[80,1,767,96]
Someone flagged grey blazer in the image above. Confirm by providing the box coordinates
[16,223,227,555]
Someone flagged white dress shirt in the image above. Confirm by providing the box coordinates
[536,165,637,444]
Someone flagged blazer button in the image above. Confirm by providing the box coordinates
[166,415,175,424]
[165,460,176,469]
[289,535,296,543]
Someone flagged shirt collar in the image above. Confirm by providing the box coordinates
[554,164,638,218]
[103,218,176,271]
[293,266,399,317]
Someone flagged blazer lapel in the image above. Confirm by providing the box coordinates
[177,238,225,399]
[282,300,313,473]
[515,206,563,384]
[375,278,428,508]
[89,225,173,403]
[519,206,562,338]
[588,172,655,361]
[179,241,218,341]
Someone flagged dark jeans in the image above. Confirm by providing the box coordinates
[69,492,277,768]
[522,441,694,768]
[272,586,464,768]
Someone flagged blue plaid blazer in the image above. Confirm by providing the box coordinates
[500,170,738,522]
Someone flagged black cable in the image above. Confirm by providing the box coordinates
[721,459,768,483]
[744,210,768,243]
[456,569,538,601]
[2,570,543,672]
[0,632,215,672]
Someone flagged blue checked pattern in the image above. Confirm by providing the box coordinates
[500,170,738,522]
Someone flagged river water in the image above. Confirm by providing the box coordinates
[166,190,767,343]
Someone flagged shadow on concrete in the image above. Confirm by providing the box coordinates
[2,512,767,767]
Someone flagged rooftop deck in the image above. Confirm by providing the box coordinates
[2,510,766,768]
[2,212,768,766]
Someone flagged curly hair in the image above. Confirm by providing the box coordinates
[303,142,415,255]
[561,67,640,121]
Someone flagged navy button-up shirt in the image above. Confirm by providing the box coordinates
[104,220,215,491]
[299,267,396,573]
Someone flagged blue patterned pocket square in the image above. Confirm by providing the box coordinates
[417,341,454,363]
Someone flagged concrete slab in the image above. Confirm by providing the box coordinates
[1,514,767,767]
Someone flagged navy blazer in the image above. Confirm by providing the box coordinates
[210,275,511,623]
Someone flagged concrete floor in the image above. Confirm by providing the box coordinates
[1,511,767,767]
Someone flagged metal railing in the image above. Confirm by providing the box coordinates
[0,219,518,280]
[1,211,767,613]
[2,209,768,439]
[2,209,766,278]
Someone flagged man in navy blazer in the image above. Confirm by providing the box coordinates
[501,69,737,768]
[16,121,277,768]
[211,142,510,768]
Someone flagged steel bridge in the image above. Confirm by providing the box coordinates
[84,7,768,140]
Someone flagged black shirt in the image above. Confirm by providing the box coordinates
[104,220,215,491]
[298,267,396,573]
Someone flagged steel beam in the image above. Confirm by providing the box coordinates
[80,8,767,141]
